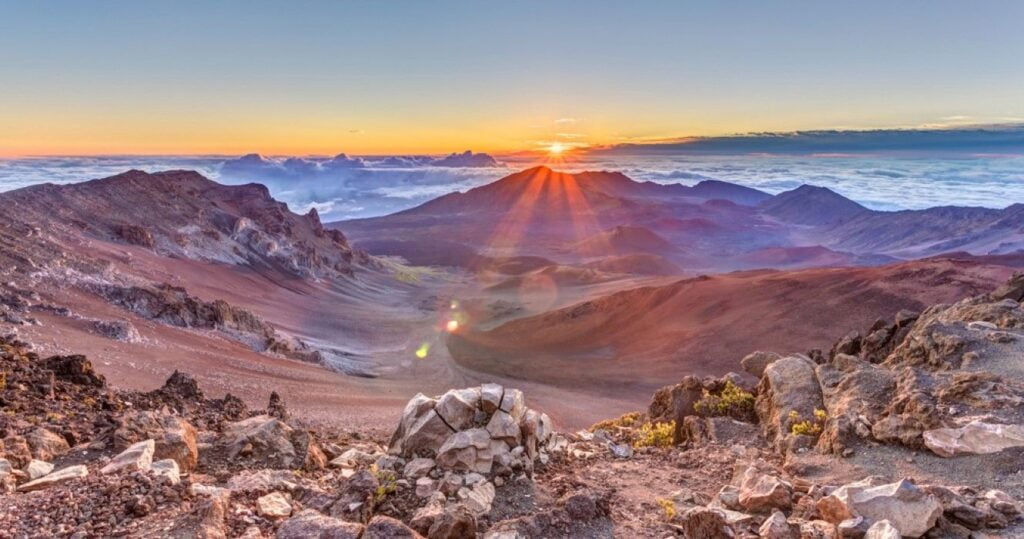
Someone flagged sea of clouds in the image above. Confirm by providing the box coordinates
[2,151,1023,221]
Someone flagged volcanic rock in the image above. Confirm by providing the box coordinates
[101,439,155,474]
[17,464,88,492]
[923,420,1024,457]
[817,478,941,538]
[363,515,424,538]
[277,510,364,539]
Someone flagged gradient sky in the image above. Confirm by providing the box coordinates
[2,1,1022,156]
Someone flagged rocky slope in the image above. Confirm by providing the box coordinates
[2,276,1023,537]
[0,169,371,280]
[0,169,417,378]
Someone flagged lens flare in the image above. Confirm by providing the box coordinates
[415,343,430,359]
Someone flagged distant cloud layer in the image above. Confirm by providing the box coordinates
[2,134,1024,221]
[595,125,1024,155]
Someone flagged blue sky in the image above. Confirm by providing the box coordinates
[1,1,1022,155]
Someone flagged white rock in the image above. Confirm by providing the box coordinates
[415,477,436,497]
[458,480,496,516]
[403,457,435,478]
[257,491,292,518]
[817,479,941,538]
[464,472,486,486]
[499,389,526,422]
[480,383,503,414]
[487,411,522,443]
[151,459,181,485]
[26,459,54,480]
[101,439,155,474]
[864,519,901,539]
[435,388,480,431]
[190,483,230,497]
[17,465,88,492]
[923,420,1024,457]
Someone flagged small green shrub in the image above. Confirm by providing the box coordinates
[372,465,397,504]
[695,380,756,422]
[788,409,827,436]
[633,421,675,448]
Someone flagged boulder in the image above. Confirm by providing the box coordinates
[26,459,54,480]
[415,477,437,498]
[923,420,1024,457]
[114,411,199,472]
[42,353,106,387]
[168,496,228,539]
[17,464,88,492]
[480,383,503,414]
[683,416,761,447]
[224,415,294,461]
[152,458,181,485]
[458,480,496,516]
[328,470,378,523]
[737,469,793,513]
[409,497,445,534]
[758,510,796,538]
[363,515,423,538]
[388,386,553,477]
[158,416,200,472]
[437,428,492,473]
[755,355,825,451]
[403,411,456,458]
[427,503,476,538]
[404,457,435,478]
[101,439,155,474]
[864,520,900,539]
[221,415,321,469]
[678,507,736,538]
[1,435,32,468]
[435,388,480,431]
[25,427,70,461]
[227,469,300,492]
[486,411,521,444]
[815,360,896,454]
[836,516,870,538]
[388,393,437,455]
[799,520,839,538]
[742,351,782,378]
[257,492,292,518]
[276,509,363,539]
[817,479,941,538]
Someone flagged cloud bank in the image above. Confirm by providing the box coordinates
[2,143,1024,221]
[595,125,1024,155]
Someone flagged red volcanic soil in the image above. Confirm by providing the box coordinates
[731,245,896,269]
[584,254,683,276]
[575,225,674,256]
[448,258,1014,419]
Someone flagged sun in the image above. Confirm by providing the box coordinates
[547,142,566,156]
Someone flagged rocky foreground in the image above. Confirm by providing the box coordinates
[2,278,1024,537]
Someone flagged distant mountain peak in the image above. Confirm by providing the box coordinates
[760,183,868,225]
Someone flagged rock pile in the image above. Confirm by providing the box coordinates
[388,384,555,478]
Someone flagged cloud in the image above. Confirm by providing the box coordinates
[554,117,581,124]
[592,125,1024,155]
[4,147,1024,223]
